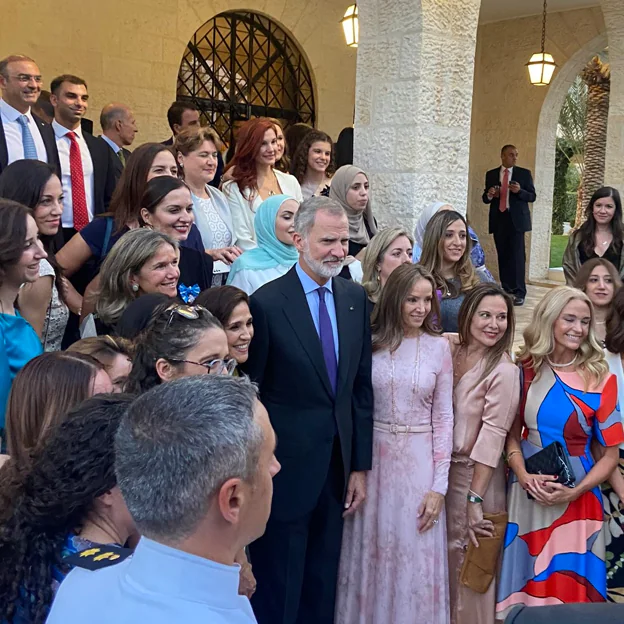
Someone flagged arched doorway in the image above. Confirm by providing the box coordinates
[177,10,316,146]
[529,33,608,281]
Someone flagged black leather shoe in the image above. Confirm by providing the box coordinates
[513,296,525,306]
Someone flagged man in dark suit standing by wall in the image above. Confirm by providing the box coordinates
[50,74,117,243]
[244,196,373,624]
[163,100,224,187]
[482,144,536,306]
[99,102,137,182]
[0,55,59,173]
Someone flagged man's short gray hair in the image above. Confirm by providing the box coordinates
[100,103,130,132]
[294,196,346,239]
[115,375,263,543]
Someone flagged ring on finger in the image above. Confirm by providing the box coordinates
[432,519,439,524]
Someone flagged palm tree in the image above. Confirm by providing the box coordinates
[576,56,611,226]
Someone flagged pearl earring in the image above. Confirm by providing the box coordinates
[132,283,139,292]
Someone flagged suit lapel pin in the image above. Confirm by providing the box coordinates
[349,306,354,311]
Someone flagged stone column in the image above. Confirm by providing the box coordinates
[603,0,624,191]
[353,0,482,230]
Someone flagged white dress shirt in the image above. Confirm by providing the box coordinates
[0,98,47,164]
[499,166,513,208]
[53,120,95,228]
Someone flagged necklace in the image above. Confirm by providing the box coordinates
[596,320,606,325]
[546,354,577,368]
[389,336,421,446]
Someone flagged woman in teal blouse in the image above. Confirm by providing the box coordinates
[0,199,46,447]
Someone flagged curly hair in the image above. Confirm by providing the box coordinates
[420,210,479,296]
[0,394,133,624]
[290,129,335,184]
[223,118,277,196]
[517,286,608,391]
[125,302,224,394]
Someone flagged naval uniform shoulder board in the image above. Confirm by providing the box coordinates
[63,544,133,571]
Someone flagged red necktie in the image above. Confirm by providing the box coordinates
[499,168,509,213]
[67,131,89,231]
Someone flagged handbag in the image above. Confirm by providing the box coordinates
[524,441,576,488]
[459,512,508,594]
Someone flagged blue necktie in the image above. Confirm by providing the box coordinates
[317,287,338,394]
[17,115,38,160]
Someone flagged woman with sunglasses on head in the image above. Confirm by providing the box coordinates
[196,286,254,371]
[563,187,624,285]
[123,301,256,596]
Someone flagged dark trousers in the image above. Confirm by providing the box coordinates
[493,213,526,298]
[250,439,345,624]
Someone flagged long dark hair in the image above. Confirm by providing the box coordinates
[290,129,335,183]
[125,302,224,394]
[0,162,65,298]
[0,199,32,288]
[108,143,175,232]
[0,395,133,624]
[577,187,623,256]
[138,176,190,226]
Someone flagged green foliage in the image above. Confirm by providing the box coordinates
[550,235,567,268]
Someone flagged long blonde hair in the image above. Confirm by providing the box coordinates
[517,286,608,390]
[420,210,479,296]
[362,227,414,303]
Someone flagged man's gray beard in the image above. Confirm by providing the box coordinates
[302,248,345,280]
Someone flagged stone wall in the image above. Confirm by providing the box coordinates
[468,7,606,280]
[0,0,356,143]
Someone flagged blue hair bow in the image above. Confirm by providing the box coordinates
[179,284,200,303]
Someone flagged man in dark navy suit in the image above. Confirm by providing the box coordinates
[0,55,59,173]
[482,145,536,306]
[243,196,373,624]
[99,102,136,182]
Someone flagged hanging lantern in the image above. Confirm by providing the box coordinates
[527,0,557,86]
[342,4,358,48]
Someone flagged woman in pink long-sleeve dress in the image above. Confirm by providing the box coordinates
[336,264,454,624]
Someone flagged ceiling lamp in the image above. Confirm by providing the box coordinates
[527,0,557,86]
[342,4,358,48]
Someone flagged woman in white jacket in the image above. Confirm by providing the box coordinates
[222,117,302,251]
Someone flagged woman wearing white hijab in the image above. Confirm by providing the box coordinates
[413,202,494,281]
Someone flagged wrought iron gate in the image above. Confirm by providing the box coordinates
[177,11,316,146]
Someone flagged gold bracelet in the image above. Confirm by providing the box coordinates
[507,450,521,462]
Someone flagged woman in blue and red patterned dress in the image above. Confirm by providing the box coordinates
[497,286,624,618]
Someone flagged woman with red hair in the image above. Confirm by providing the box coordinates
[222,117,302,251]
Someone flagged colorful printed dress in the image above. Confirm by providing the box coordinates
[496,365,624,618]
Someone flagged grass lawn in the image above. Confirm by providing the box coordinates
[550,235,567,268]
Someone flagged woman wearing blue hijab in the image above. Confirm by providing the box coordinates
[227,195,300,295]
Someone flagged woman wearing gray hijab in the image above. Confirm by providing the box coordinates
[329,165,378,258]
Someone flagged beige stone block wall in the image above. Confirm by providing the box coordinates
[468,7,606,281]
[0,0,355,144]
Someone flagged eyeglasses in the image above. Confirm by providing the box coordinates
[169,357,237,376]
[165,304,207,329]
[11,74,43,84]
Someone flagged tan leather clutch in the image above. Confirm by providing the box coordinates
[459,511,508,594]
